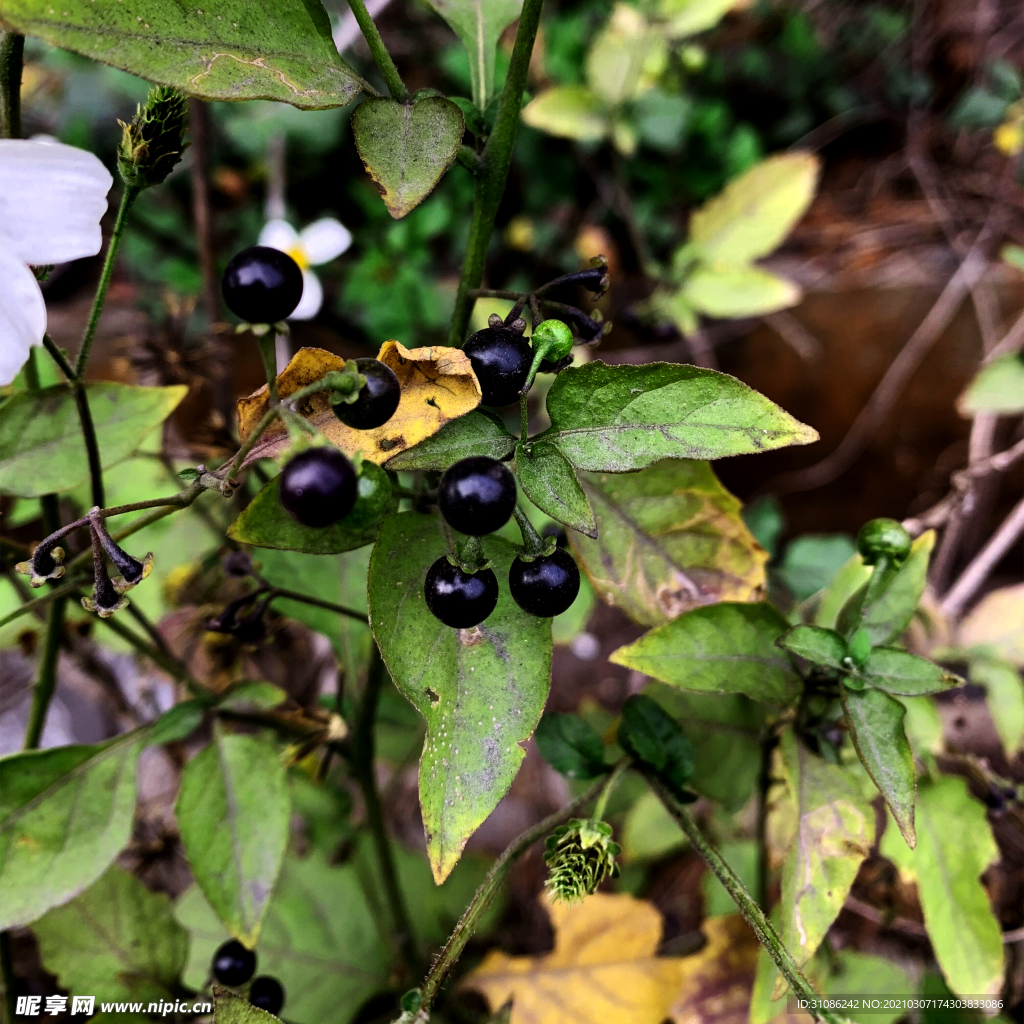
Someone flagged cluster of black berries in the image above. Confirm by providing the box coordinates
[425,456,580,629]
[211,940,284,1016]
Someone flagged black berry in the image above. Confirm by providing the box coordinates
[438,456,516,536]
[222,246,304,324]
[424,557,499,628]
[463,326,532,406]
[249,976,285,1016]
[279,448,357,529]
[509,549,580,617]
[332,358,401,430]
[212,939,257,987]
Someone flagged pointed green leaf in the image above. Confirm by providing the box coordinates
[215,989,280,1024]
[535,713,608,780]
[175,726,290,946]
[352,97,465,219]
[862,648,963,696]
[0,733,141,929]
[0,383,186,497]
[777,624,847,671]
[514,441,596,537]
[35,866,188,1003]
[386,410,516,471]
[540,361,818,473]
[368,512,552,882]
[972,658,1024,757]
[521,86,610,142]
[611,602,801,703]
[688,152,820,264]
[0,0,365,108]
[227,463,396,553]
[682,265,801,318]
[813,552,871,629]
[618,693,695,797]
[840,685,915,847]
[880,775,1003,996]
[957,352,1024,416]
[570,459,768,628]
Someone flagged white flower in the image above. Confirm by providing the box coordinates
[0,139,113,385]
[258,217,352,320]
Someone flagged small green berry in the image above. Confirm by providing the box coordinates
[532,319,574,362]
[856,518,912,565]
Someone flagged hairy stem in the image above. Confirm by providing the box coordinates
[0,31,23,139]
[512,504,544,556]
[346,0,409,101]
[447,0,545,345]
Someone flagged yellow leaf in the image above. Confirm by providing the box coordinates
[235,342,481,467]
[464,893,758,1024]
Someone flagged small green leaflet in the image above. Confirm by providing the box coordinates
[617,693,695,799]
[535,713,608,779]
[777,624,847,671]
[215,989,281,1024]
[681,265,800,318]
[861,648,962,696]
[514,441,597,537]
[387,411,516,470]
[957,352,1024,416]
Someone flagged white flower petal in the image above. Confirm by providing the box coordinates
[258,219,301,252]
[0,246,47,386]
[0,139,112,266]
[298,218,352,265]
[289,270,323,320]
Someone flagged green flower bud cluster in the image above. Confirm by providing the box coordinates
[543,818,620,904]
[118,86,189,190]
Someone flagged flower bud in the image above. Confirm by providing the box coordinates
[81,525,129,618]
[118,86,189,190]
[15,536,66,588]
[856,518,912,566]
[543,818,620,904]
[90,513,153,591]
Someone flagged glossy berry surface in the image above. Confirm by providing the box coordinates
[509,548,580,617]
[249,976,285,1016]
[332,358,401,430]
[424,557,499,628]
[212,939,257,987]
[279,448,357,529]
[857,517,912,564]
[438,456,516,536]
[222,246,303,324]
[463,326,532,406]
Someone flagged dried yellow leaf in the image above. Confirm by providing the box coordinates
[464,893,759,1024]
[235,342,481,466]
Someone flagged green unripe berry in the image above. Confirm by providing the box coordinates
[856,518,912,565]
[532,319,574,362]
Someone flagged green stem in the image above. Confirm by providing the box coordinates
[256,331,279,406]
[0,31,24,139]
[0,579,81,631]
[353,642,419,976]
[42,334,76,379]
[512,504,544,556]
[75,183,141,378]
[591,758,627,821]
[519,392,529,441]
[755,729,775,910]
[447,0,545,345]
[345,0,409,101]
[642,770,843,1024]
[22,597,66,749]
[267,587,368,623]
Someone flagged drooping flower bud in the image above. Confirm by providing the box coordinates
[81,525,129,618]
[89,512,153,592]
[15,535,66,588]
[543,818,620,905]
[117,86,189,190]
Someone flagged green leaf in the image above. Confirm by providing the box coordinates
[618,694,695,796]
[777,624,847,671]
[681,265,801,318]
[687,152,820,264]
[568,459,768,628]
[1002,243,1024,273]
[880,774,1004,997]
[367,511,552,883]
[351,97,465,219]
[621,789,687,862]
[535,713,607,779]
[776,730,875,971]
[34,866,188,1003]
[146,700,206,747]
[175,726,290,947]
[540,361,818,473]
[611,602,801,704]
[521,85,610,142]
[215,988,280,1024]
[658,0,737,37]
[0,0,365,109]
[425,0,523,110]
[0,733,141,929]
[778,534,858,603]
[840,686,916,847]
[825,950,915,1024]
[514,441,596,537]
[0,383,186,497]
[813,552,871,628]
[957,353,1024,415]
[386,411,516,471]
[584,4,660,107]
[971,658,1024,757]
[227,463,396,553]
[862,648,963,696]
[177,853,389,1024]
[217,681,289,712]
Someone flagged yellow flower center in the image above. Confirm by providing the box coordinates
[286,245,310,271]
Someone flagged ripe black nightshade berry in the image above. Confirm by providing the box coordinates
[332,358,401,430]
[249,976,285,1016]
[438,456,517,536]
[424,557,499,628]
[509,549,580,617]
[212,939,257,987]
[463,325,532,406]
[279,448,357,529]
[222,246,304,324]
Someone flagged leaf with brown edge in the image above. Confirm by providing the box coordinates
[235,342,481,467]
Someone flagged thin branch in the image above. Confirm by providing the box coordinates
[345,0,408,101]
[0,30,24,139]
[22,597,66,749]
[267,587,368,623]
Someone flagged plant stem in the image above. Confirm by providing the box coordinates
[22,595,65,749]
[0,579,81,631]
[0,31,24,139]
[267,587,368,623]
[519,392,529,441]
[512,504,544,555]
[591,758,627,821]
[642,770,843,1024]
[256,331,279,406]
[353,642,419,976]
[448,0,545,345]
[75,183,141,378]
[345,0,409,101]
[755,729,775,910]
